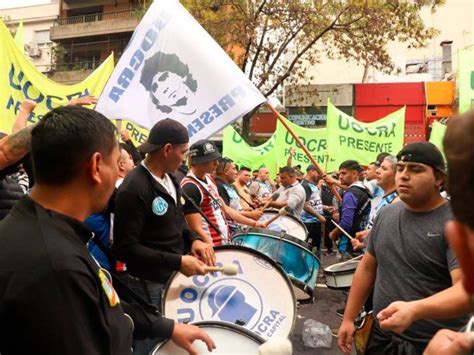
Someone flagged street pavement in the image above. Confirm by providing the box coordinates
[290,252,355,355]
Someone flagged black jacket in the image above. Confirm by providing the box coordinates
[0,176,24,220]
[0,196,174,355]
[113,165,199,283]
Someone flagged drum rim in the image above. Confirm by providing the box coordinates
[153,320,266,353]
[262,209,309,233]
[261,209,309,236]
[323,260,360,275]
[161,244,297,335]
[288,277,314,303]
[232,228,316,256]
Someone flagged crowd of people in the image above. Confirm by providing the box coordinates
[0,96,473,355]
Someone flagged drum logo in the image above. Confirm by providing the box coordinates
[174,259,287,338]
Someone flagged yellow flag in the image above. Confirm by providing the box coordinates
[0,20,114,133]
[13,21,24,51]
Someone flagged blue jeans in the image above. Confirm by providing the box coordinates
[122,274,165,355]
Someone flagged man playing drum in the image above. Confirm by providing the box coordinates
[181,140,265,246]
[268,166,307,217]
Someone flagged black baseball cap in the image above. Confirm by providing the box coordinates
[306,164,317,171]
[189,140,221,164]
[396,142,446,174]
[138,118,189,153]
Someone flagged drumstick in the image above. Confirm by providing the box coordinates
[204,264,238,276]
[263,207,288,228]
[259,192,280,211]
[331,220,355,241]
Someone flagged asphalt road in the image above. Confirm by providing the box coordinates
[290,252,355,355]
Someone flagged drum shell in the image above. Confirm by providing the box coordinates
[231,228,319,303]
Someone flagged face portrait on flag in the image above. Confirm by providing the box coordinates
[140,52,198,116]
[95,0,266,143]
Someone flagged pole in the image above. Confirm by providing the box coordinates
[266,102,342,202]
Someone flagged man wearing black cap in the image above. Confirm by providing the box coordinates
[338,142,468,354]
[113,119,215,316]
[181,140,265,246]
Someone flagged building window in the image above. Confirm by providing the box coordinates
[35,30,50,44]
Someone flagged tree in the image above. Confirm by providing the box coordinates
[140,0,444,138]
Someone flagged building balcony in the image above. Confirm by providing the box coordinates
[50,9,140,41]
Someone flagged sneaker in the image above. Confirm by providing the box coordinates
[323,249,334,256]
[336,307,346,317]
[335,251,343,261]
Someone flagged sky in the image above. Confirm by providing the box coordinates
[0,0,50,10]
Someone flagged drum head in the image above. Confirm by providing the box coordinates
[162,245,296,340]
[152,321,264,354]
[324,260,360,274]
[259,210,308,241]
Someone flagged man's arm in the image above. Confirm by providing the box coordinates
[12,100,36,133]
[303,203,326,224]
[287,147,295,166]
[338,252,377,354]
[120,129,143,164]
[378,270,471,334]
[184,213,214,244]
[269,200,288,209]
[0,125,36,171]
[222,204,263,227]
[181,183,214,244]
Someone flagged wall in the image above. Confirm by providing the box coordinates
[1,2,60,72]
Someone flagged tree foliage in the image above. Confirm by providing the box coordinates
[141,0,444,137]
[183,0,443,98]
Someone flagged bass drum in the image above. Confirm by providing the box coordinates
[152,321,265,354]
[161,245,296,340]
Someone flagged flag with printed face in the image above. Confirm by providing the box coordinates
[95,0,266,143]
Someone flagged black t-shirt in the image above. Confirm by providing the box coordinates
[113,165,198,283]
[182,181,204,214]
[214,176,231,206]
[0,196,174,354]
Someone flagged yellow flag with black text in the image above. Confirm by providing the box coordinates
[0,20,114,133]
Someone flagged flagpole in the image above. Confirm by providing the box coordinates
[266,102,342,202]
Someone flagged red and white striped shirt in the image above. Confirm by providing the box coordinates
[181,173,229,246]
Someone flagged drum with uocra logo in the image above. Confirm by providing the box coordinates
[259,209,308,241]
[152,321,265,354]
[161,245,296,340]
[231,228,320,303]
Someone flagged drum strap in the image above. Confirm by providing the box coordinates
[233,187,255,210]
[181,187,226,238]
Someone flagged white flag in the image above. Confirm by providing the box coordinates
[95,0,266,142]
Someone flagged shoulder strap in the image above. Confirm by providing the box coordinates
[180,188,225,238]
